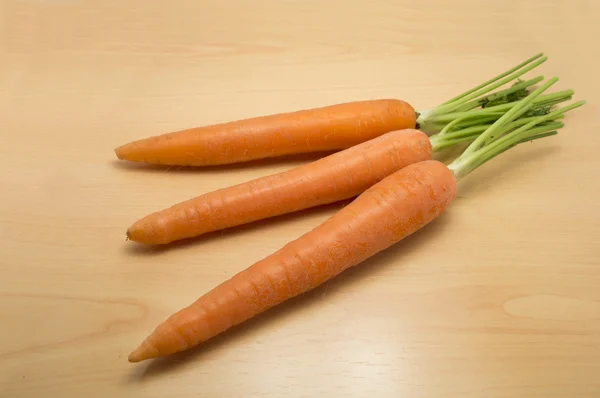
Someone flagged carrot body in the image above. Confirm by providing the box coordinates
[127,129,432,245]
[128,160,456,362]
[115,100,416,166]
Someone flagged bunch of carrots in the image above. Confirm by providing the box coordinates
[114,53,585,363]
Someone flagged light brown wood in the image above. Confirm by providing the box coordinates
[1,0,599,396]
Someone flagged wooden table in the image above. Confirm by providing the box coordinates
[2,1,599,396]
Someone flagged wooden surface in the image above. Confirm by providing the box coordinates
[1,0,599,396]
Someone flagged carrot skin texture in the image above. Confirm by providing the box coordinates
[128,160,456,362]
[127,129,432,245]
[114,100,416,166]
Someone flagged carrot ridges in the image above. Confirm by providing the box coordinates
[126,129,432,245]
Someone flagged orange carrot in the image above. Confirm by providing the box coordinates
[115,54,551,166]
[115,99,415,166]
[128,160,457,362]
[128,83,584,362]
[127,129,432,245]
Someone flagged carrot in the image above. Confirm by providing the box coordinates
[128,79,585,362]
[127,129,432,244]
[115,99,415,166]
[115,53,555,166]
[127,83,573,245]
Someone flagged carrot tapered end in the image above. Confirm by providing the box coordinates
[114,142,147,162]
[126,215,174,245]
[128,342,155,363]
[114,144,128,160]
[125,223,157,245]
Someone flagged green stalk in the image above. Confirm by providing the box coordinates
[415,54,551,132]
[432,122,563,152]
[435,115,564,144]
[437,53,545,107]
[436,110,505,137]
[430,115,565,152]
[447,99,586,180]
[530,93,574,109]
[454,76,543,112]
[475,101,585,158]
[421,89,575,126]
[430,56,548,115]
[430,124,490,151]
[462,77,559,154]
[452,114,505,130]
[410,54,584,168]
[450,115,563,139]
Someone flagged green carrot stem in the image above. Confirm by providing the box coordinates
[514,131,559,145]
[460,77,559,157]
[438,114,564,143]
[437,53,545,107]
[422,89,575,125]
[477,130,559,165]
[432,56,548,115]
[430,114,565,152]
[430,125,489,151]
[448,98,586,180]
[452,114,505,130]
[533,95,574,109]
[415,54,552,133]
[414,54,583,161]
[465,129,560,174]
[436,124,560,152]
[454,76,543,113]
[436,111,504,137]
[475,101,585,159]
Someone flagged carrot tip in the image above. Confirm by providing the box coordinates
[114,146,126,160]
[128,345,150,363]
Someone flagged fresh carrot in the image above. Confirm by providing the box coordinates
[127,79,585,362]
[115,53,556,166]
[127,129,431,244]
[115,99,415,166]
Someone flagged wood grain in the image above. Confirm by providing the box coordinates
[1,0,599,397]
